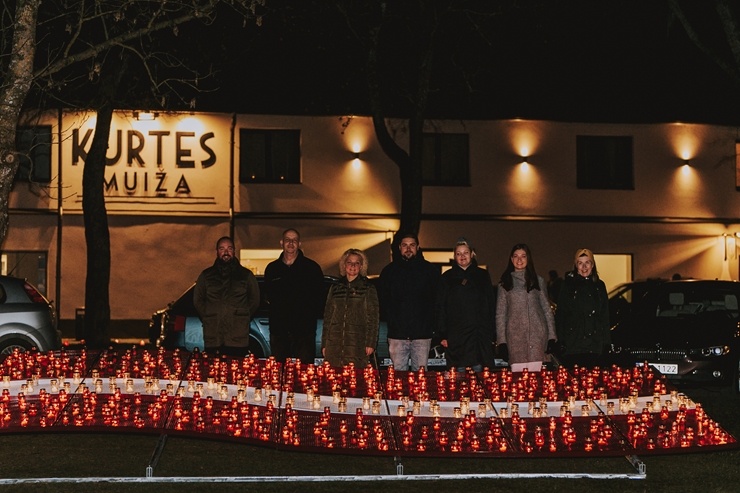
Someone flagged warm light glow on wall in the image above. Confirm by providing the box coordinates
[723,234,737,261]
[129,117,160,132]
[507,158,543,210]
[336,157,396,214]
[508,122,540,162]
[670,160,704,198]
[176,116,206,134]
[342,115,373,161]
[646,231,726,279]
[670,122,699,164]
[343,158,367,182]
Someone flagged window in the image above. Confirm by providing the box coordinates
[422,133,469,186]
[576,136,633,190]
[14,126,52,183]
[239,129,300,183]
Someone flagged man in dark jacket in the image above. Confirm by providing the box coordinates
[194,236,260,357]
[264,229,324,363]
[379,233,440,371]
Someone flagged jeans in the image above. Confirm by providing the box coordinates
[388,338,432,371]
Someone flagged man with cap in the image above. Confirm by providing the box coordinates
[554,248,610,367]
[378,232,440,371]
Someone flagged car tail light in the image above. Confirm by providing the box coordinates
[23,282,49,305]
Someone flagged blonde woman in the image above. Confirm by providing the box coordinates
[322,249,379,367]
[435,238,496,371]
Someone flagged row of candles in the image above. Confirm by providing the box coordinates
[0,348,734,456]
[0,382,730,454]
[2,348,670,404]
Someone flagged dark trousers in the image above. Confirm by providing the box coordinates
[204,346,249,358]
[270,331,316,364]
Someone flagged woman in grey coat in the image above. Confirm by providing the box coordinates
[495,243,557,366]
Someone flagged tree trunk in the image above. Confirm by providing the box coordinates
[82,104,113,348]
[0,0,40,247]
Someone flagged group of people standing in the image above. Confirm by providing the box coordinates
[193,231,611,372]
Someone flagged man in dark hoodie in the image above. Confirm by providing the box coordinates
[379,232,440,371]
[194,236,260,357]
[264,228,324,363]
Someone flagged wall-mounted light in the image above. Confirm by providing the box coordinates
[353,151,361,160]
[682,159,690,166]
[517,156,532,170]
[133,111,158,121]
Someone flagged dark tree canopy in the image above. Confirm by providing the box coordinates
[190,0,740,125]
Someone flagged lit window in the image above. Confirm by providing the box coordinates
[14,126,52,184]
[239,129,300,184]
[422,133,470,186]
[576,135,634,190]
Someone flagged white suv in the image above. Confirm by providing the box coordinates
[0,276,60,356]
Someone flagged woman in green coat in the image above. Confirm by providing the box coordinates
[322,249,379,367]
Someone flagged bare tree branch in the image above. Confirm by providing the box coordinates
[668,0,740,88]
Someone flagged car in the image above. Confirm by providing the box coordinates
[149,275,447,368]
[0,275,61,356]
[608,279,740,391]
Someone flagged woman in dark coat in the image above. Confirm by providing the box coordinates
[322,249,379,367]
[436,239,496,371]
[555,248,610,367]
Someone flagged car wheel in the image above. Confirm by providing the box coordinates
[0,338,33,358]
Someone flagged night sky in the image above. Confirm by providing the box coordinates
[171,1,740,125]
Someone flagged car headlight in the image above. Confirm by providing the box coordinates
[699,345,729,357]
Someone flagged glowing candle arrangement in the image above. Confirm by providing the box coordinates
[283,360,381,399]
[0,348,735,458]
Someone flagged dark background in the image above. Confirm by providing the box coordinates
[184,0,740,125]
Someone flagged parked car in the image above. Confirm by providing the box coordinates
[149,276,447,368]
[608,279,740,391]
[0,276,60,357]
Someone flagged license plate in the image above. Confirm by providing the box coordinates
[648,362,678,375]
[379,358,447,367]
[426,358,447,367]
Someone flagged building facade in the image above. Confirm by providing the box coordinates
[8,109,740,323]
